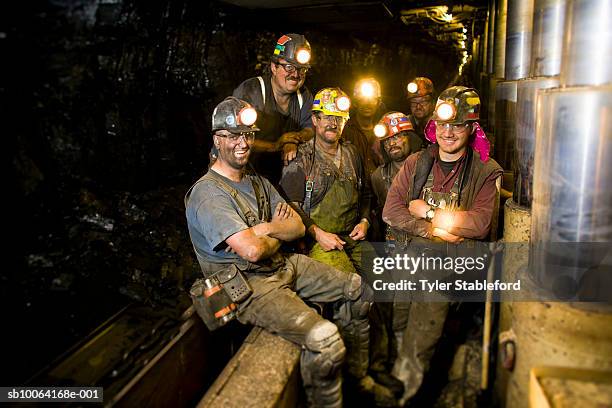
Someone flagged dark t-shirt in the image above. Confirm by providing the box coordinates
[439,159,458,177]
[233,75,313,183]
[185,170,285,264]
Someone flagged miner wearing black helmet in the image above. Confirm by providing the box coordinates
[231,33,315,184]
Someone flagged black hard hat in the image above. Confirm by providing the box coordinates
[271,33,312,68]
[211,97,260,133]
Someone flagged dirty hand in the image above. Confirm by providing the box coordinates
[314,227,346,251]
[408,199,430,219]
[433,227,464,244]
[273,202,293,221]
[276,132,302,151]
[349,221,368,241]
[282,143,298,165]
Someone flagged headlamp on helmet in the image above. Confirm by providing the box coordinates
[435,102,456,121]
[312,88,351,119]
[295,48,311,65]
[238,107,257,126]
[336,96,351,112]
[406,77,435,98]
[374,124,387,138]
[212,97,260,133]
[271,33,312,68]
[374,111,414,141]
[354,78,382,100]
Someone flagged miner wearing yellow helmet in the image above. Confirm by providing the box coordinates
[231,33,315,184]
[280,87,398,406]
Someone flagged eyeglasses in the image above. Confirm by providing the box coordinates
[435,122,471,134]
[276,62,309,75]
[410,98,433,109]
[383,134,405,147]
[316,114,346,126]
[217,131,256,144]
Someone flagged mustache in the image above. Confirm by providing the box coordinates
[324,126,338,132]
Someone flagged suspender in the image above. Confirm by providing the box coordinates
[257,76,303,109]
[185,171,270,227]
[297,89,303,109]
[257,76,266,105]
[421,148,473,208]
[304,177,314,216]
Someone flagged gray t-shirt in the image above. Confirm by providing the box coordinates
[185,169,285,265]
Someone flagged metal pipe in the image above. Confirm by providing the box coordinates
[513,76,559,207]
[487,0,497,74]
[493,80,518,170]
[505,0,535,80]
[472,36,481,81]
[531,86,612,241]
[530,0,567,77]
[560,0,612,86]
[481,13,489,77]
[488,77,499,132]
[494,0,508,78]
[530,86,612,294]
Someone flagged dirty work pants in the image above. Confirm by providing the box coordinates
[236,253,369,407]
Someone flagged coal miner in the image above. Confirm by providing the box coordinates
[230,33,315,184]
[185,96,374,407]
[280,88,398,405]
[382,86,502,403]
[406,76,436,147]
[365,111,417,396]
[342,77,386,178]
[370,111,420,241]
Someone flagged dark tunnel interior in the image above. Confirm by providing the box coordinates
[5,0,488,392]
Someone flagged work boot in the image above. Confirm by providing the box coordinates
[357,375,398,407]
[371,371,404,398]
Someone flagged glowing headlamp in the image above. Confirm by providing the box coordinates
[335,96,351,112]
[407,82,418,94]
[238,107,257,126]
[295,48,311,65]
[360,82,375,98]
[374,124,387,138]
[436,102,456,121]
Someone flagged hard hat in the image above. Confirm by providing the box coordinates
[312,88,351,119]
[211,97,260,133]
[406,77,434,98]
[373,111,415,141]
[271,33,312,68]
[432,86,480,124]
[353,77,382,100]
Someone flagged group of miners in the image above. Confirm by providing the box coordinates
[185,33,503,407]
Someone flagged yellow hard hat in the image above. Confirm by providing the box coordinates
[312,87,351,119]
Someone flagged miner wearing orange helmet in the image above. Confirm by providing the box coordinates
[406,76,436,146]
